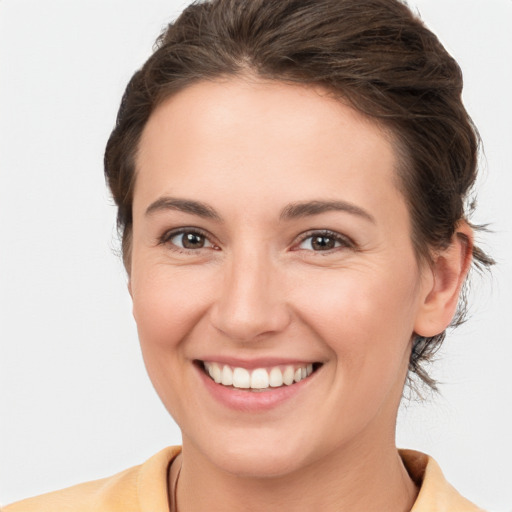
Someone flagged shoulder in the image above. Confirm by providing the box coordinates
[3,446,181,512]
[400,449,487,512]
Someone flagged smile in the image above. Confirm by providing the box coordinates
[202,361,319,391]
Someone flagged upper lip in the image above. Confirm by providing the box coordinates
[195,356,322,369]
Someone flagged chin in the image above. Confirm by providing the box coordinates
[214,444,311,479]
[188,424,323,479]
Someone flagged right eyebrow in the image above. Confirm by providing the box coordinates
[279,199,375,224]
[145,196,223,221]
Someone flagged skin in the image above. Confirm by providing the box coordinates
[129,78,473,512]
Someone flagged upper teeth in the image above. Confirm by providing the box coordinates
[203,362,314,390]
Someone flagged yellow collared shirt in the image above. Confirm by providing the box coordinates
[4,446,485,511]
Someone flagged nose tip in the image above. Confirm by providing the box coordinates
[211,301,290,342]
[209,259,291,342]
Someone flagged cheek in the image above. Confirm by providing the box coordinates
[292,264,420,376]
[129,267,219,425]
[130,266,216,387]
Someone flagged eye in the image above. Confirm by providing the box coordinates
[160,228,216,251]
[296,230,353,252]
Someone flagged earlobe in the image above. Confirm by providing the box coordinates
[414,222,474,338]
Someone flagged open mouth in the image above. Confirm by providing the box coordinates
[197,360,323,391]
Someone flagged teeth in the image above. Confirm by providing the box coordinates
[211,363,222,383]
[269,367,283,387]
[232,367,251,389]
[250,368,269,389]
[221,365,233,386]
[283,366,295,385]
[203,362,316,390]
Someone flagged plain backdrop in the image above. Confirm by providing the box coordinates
[0,0,511,510]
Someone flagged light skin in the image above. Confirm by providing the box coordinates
[129,78,473,512]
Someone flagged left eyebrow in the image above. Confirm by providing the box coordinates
[279,200,375,223]
[145,197,223,221]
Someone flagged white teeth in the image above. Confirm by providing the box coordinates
[211,363,222,383]
[204,362,317,390]
[283,365,295,385]
[221,365,233,386]
[269,367,283,387]
[251,368,269,389]
[232,367,251,389]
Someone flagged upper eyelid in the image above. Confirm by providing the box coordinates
[158,226,215,246]
[294,229,354,247]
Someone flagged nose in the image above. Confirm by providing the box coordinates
[209,250,291,342]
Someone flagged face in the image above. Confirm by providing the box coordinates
[130,78,433,477]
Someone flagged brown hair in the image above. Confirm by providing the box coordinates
[104,0,493,390]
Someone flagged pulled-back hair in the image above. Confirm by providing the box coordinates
[104,0,493,390]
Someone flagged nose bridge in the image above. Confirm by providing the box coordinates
[210,244,290,341]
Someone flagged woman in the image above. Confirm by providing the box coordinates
[4,0,496,510]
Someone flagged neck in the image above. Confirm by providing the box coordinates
[173,434,418,512]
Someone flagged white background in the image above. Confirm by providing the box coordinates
[0,0,511,510]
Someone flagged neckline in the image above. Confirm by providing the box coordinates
[168,452,182,512]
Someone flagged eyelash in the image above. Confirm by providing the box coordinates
[293,229,355,253]
[158,227,218,254]
[158,228,354,254]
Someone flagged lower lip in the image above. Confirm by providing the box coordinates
[196,364,318,412]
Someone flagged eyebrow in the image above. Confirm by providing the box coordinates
[279,200,375,223]
[145,197,223,221]
[145,196,375,224]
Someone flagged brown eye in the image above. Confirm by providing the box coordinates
[297,231,351,252]
[311,235,336,250]
[181,232,205,249]
[164,230,214,250]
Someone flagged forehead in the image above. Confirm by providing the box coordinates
[138,77,395,162]
[134,78,405,225]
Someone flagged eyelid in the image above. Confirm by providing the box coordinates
[158,226,218,251]
[292,229,355,251]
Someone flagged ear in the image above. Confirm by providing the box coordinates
[414,222,474,338]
